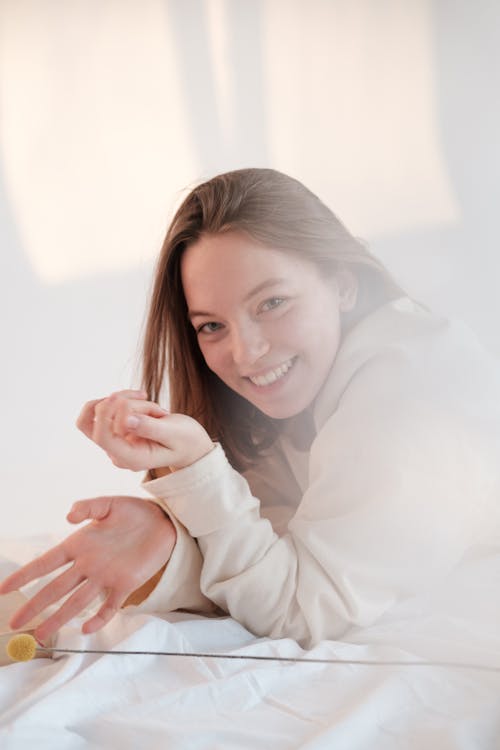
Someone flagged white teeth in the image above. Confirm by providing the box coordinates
[249,358,294,386]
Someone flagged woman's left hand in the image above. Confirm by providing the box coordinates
[0,496,177,641]
[77,393,214,472]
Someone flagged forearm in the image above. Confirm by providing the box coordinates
[142,446,343,646]
[124,501,216,615]
[142,425,478,648]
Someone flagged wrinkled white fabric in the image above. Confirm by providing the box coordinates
[1,539,500,750]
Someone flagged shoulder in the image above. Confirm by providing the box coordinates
[313,297,499,430]
[309,297,500,487]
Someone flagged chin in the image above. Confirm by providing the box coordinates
[254,400,308,420]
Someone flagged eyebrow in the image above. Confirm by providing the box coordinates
[188,277,287,320]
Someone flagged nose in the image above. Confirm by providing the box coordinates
[230,321,270,369]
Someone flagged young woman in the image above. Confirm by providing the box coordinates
[2,169,499,648]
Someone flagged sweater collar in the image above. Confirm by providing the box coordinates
[312,296,416,433]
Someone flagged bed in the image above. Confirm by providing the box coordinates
[1,536,499,749]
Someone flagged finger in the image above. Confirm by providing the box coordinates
[117,398,167,417]
[113,399,168,438]
[92,398,122,448]
[105,390,150,417]
[77,391,147,439]
[125,413,173,445]
[93,396,164,448]
[110,389,148,400]
[82,590,127,634]
[8,566,84,630]
[67,497,113,524]
[106,440,158,471]
[34,580,100,643]
[76,398,106,438]
[93,396,120,426]
[0,544,71,594]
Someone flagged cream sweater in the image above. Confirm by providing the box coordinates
[135,298,500,647]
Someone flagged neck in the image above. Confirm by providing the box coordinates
[280,408,316,451]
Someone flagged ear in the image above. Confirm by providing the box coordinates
[336,269,358,311]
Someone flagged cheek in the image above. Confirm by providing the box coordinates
[291,305,342,361]
[278,304,336,347]
[198,341,229,377]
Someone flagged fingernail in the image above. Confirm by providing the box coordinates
[126,415,140,429]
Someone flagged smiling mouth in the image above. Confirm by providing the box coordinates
[246,357,296,387]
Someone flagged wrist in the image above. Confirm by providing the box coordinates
[173,438,215,470]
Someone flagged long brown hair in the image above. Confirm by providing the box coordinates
[142,168,403,469]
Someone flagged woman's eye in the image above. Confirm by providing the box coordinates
[260,297,285,312]
[197,321,222,335]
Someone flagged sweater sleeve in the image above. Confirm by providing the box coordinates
[124,500,216,616]
[141,351,494,648]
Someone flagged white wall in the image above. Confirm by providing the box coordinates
[1,0,499,537]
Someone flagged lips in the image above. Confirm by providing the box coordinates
[246,357,296,387]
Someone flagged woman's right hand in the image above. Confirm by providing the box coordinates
[76,388,150,442]
[76,389,214,472]
[0,496,176,642]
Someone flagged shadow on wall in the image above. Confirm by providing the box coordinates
[0,163,151,471]
[373,0,499,356]
[1,0,273,468]
[434,0,499,237]
[166,0,270,173]
[0,1,275,535]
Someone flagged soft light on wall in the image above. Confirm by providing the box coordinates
[1,0,458,285]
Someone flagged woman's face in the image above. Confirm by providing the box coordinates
[181,230,356,419]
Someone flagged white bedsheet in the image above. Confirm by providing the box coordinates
[1,538,499,750]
